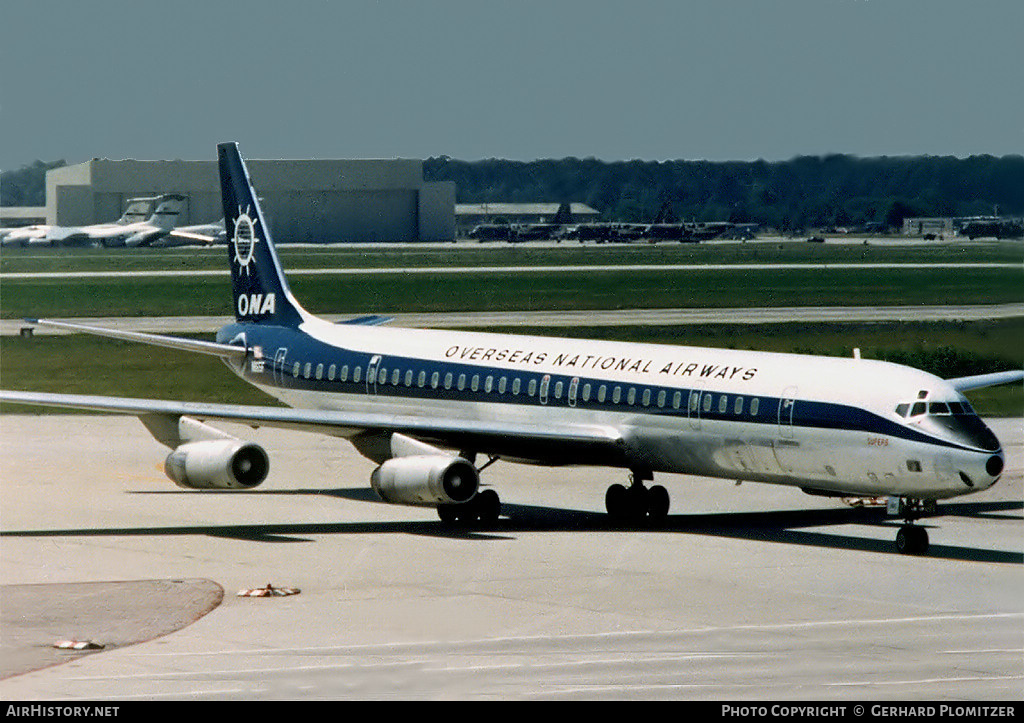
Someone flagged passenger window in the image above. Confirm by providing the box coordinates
[457,374,466,390]
[417,371,426,387]
[512,378,521,395]
[431,372,439,388]
[471,375,480,392]
[304,363,312,379]
[703,394,713,413]
[328,364,336,381]
[378,367,386,384]
[718,395,728,414]
[689,392,699,412]
[528,379,537,396]
[598,385,607,403]
[553,381,563,399]
[485,376,493,393]
[292,362,300,378]
[316,364,324,380]
[657,390,666,408]
[340,365,348,382]
[404,370,413,386]
[582,383,592,401]
[734,396,744,415]
[392,369,400,385]
[750,397,759,416]
[353,366,362,383]
[612,386,622,404]
[444,373,453,390]
[498,376,507,394]
[641,389,651,407]
[672,391,681,409]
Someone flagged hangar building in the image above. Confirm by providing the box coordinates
[44,158,456,243]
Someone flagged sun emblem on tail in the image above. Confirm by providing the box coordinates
[232,207,259,275]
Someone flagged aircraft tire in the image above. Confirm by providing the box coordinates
[605,484,628,522]
[648,485,670,524]
[896,525,929,555]
[476,489,501,526]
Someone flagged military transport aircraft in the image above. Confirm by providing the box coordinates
[1,194,185,247]
[2,143,1020,555]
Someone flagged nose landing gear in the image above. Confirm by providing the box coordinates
[889,497,931,555]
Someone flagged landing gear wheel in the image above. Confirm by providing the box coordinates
[647,485,670,524]
[605,475,669,525]
[475,489,501,526]
[437,490,502,528]
[605,483,628,522]
[895,525,929,555]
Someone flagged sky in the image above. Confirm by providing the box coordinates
[1,0,1022,169]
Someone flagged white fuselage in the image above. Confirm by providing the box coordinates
[227,315,1004,501]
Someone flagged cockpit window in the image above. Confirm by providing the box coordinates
[895,403,910,417]
[910,402,927,417]
[929,402,950,415]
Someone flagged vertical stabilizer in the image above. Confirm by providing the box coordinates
[217,142,307,327]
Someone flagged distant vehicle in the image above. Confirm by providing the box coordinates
[1,194,186,248]
[806,236,825,243]
[643,223,686,241]
[960,219,1023,240]
[514,224,560,241]
[468,224,513,241]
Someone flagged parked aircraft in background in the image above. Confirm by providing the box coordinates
[1,196,159,247]
[159,218,227,247]
[3,143,1020,557]
[0,194,185,248]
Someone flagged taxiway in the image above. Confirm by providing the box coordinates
[0,415,1020,700]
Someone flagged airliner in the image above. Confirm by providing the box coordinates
[2,143,1019,556]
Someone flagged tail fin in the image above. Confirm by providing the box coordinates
[148,194,186,231]
[217,142,307,327]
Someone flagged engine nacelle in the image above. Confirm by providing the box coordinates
[164,439,269,490]
[370,455,479,506]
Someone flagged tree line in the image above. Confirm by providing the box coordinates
[425,154,1024,232]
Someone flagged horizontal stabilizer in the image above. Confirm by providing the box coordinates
[25,319,248,360]
[337,315,393,326]
[947,370,1024,392]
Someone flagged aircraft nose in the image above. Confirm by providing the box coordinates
[959,450,1004,490]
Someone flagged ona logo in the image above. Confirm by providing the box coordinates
[233,208,260,275]
[238,292,276,316]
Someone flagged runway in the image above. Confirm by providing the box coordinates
[3,303,1022,336]
[1,415,1020,700]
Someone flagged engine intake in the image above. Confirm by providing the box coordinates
[371,455,479,506]
[165,439,269,490]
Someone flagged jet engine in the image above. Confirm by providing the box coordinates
[164,439,269,490]
[370,455,479,506]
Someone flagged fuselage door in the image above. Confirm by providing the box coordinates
[778,386,798,439]
[273,347,288,385]
[366,354,381,395]
[687,388,702,430]
[568,377,580,407]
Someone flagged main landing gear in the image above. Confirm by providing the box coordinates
[605,470,670,525]
[438,489,501,527]
[891,497,935,555]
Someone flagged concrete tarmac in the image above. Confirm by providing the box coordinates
[0,415,1020,700]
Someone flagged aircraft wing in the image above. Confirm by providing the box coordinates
[947,370,1024,392]
[0,389,627,465]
